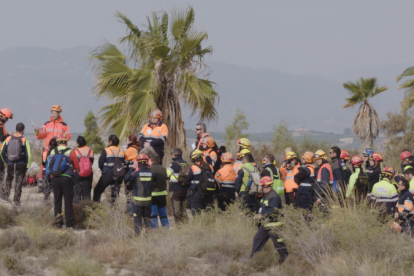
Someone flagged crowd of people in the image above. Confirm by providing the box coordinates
[1,106,414,264]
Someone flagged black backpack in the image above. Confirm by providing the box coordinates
[197,165,217,195]
[355,169,369,194]
[212,145,226,173]
[7,136,23,162]
[110,148,125,182]
[174,161,190,186]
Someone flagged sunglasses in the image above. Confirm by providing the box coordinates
[195,128,201,131]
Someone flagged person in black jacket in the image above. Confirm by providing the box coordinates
[330,146,349,192]
[294,151,316,210]
[366,153,383,194]
[150,154,169,229]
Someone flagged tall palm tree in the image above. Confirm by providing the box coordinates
[396,66,414,109]
[90,7,219,148]
[342,77,388,149]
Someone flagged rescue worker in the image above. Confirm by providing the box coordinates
[237,138,251,153]
[366,152,383,194]
[370,167,398,214]
[395,178,414,233]
[395,151,414,183]
[345,155,369,202]
[261,154,284,196]
[250,176,288,264]
[184,149,215,215]
[235,152,259,213]
[233,152,244,172]
[73,136,94,203]
[280,151,300,205]
[166,148,189,223]
[0,123,31,205]
[0,108,13,191]
[314,150,333,205]
[294,151,315,210]
[93,135,125,204]
[138,109,168,164]
[403,168,414,195]
[122,135,141,215]
[339,149,352,182]
[150,154,169,229]
[362,148,375,171]
[124,154,156,236]
[195,122,210,149]
[49,133,79,228]
[330,146,350,190]
[200,136,218,169]
[215,152,237,211]
[41,138,57,205]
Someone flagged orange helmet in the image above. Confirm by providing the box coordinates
[151,109,163,119]
[259,176,273,187]
[340,150,350,161]
[0,108,13,119]
[383,166,395,177]
[56,133,68,143]
[350,155,364,166]
[221,152,234,163]
[302,151,315,163]
[371,152,383,163]
[201,136,215,148]
[137,153,149,163]
[51,105,62,112]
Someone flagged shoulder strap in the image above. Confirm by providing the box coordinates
[266,167,274,178]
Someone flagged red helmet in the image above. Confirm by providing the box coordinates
[151,109,163,119]
[56,133,68,143]
[221,152,234,163]
[340,150,350,161]
[383,166,395,177]
[0,108,13,119]
[400,151,412,160]
[371,152,383,163]
[259,176,273,187]
[137,153,149,162]
[350,155,364,166]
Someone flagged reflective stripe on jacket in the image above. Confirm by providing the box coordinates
[258,189,283,230]
[233,160,243,172]
[371,178,398,213]
[35,116,71,150]
[125,166,156,206]
[100,146,125,175]
[317,163,333,184]
[0,133,31,167]
[280,163,300,193]
[215,163,236,190]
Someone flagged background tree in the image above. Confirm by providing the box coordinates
[91,7,219,148]
[223,109,249,148]
[342,77,388,149]
[84,110,105,153]
[272,118,297,154]
[396,66,414,109]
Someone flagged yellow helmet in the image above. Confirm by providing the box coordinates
[239,149,251,158]
[191,149,204,160]
[284,151,297,161]
[237,138,251,149]
[314,149,327,160]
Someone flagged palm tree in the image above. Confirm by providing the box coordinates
[90,6,219,148]
[396,66,414,109]
[342,77,388,149]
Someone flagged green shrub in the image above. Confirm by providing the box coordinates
[3,254,25,274]
[35,229,76,250]
[57,254,105,276]
[0,205,17,228]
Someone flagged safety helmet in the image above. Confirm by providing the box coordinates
[191,149,204,160]
[362,148,375,156]
[239,149,251,158]
[221,152,234,163]
[137,153,149,163]
[236,138,251,149]
[284,151,297,161]
[314,150,327,160]
[55,133,68,143]
[262,157,266,164]
[400,151,412,161]
[371,152,383,163]
[201,136,215,148]
[302,151,315,164]
[0,108,13,119]
[259,176,273,187]
[151,109,163,119]
[382,166,395,177]
[340,150,350,161]
[51,105,62,112]
[350,155,364,166]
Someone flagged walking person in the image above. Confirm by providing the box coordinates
[0,108,13,192]
[0,123,31,205]
[150,154,169,229]
[73,136,94,203]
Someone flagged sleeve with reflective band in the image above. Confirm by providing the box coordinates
[370,179,399,203]
[282,164,300,193]
[215,164,236,189]
[346,168,359,198]
[317,163,333,184]
[397,190,414,215]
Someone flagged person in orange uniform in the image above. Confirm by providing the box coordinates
[215,152,237,211]
[280,151,300,205]
[200,136,218,170]
[0,108,13,190]
[73,136,94,203]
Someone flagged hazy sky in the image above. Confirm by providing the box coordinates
[1,0,413,75]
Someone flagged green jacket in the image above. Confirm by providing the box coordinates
[240,163,255,192]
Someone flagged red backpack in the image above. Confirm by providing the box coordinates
[75,148,92,177]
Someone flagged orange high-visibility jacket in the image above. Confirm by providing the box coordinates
[280,163,300,193]
[215,163,237,190]
[36,116,71,151]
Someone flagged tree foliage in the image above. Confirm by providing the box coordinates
[272,118,297,154]
[396,66,414,109]
[84,111,106,153]
[342,77,388,149]
[90,6,219,148]
[223,109,249,148]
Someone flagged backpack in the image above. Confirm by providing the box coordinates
[266,167,284,196]
[110,148,125,182]
[75,148,92,178]
[197,165,217,195]
[7,136,23,162]
[50,148,71,176]
[213,145,226,173]
[244,167,262,195]
[355,170,369,194]
[174,161,190,186]
[45,153,52,176]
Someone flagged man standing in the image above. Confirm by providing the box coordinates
[330,146,350,191]
[195,122,210,149]
[0,108,13,191]
[235,153,259,213]
[371,167,398,214]
[280,151,300,205]
[294,151,315,210]
[345,156,369,202]
[215,152,237,211]
[0,123,31,205]
[138,109,169,164]
[261,154,284,197]
[314,150,333,205]
[150,154,169,229]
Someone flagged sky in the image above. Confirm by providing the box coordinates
[1,0,414,75]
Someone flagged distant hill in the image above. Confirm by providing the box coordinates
[0,46,405,134]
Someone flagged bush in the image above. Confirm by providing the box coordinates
[35,229,76,250]
[3,254,25,274]
[0,205,17,228]
[0,228,31,250]
[58,254,105,276]
[73,200,96,229]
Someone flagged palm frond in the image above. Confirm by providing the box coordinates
[396,66,414,82]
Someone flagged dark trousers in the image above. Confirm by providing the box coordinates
[134,204,152,236]
[239,191,259,214]
[296,194,313,210]
[118,168,133,213]
[73,172,93,203]
[151,195,169,228]
[43,172,53,203]
[170,190,188,223]
[93,172,122,205]
[250,227,288,263]
[191,190,214,215]
[218,189,236,211]
[0,161,5,194]
[285,191,297,206]
[4,164,27,203]
[52,176,76,228]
